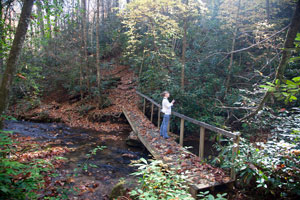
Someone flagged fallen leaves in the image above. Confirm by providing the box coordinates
[165,148,174,155]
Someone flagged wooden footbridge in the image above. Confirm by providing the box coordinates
[122,91,240,197]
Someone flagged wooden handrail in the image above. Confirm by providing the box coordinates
[136,91,240,139]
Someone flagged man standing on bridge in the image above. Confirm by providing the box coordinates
[160,91,175,139]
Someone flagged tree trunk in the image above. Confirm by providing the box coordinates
[45,1,52,39]
[96,0,102,107]
[266,0,270,22]
[106,0,111,18]
[101,0,105,21]
[0,0,34,128]
[37,1,45,38]
[275,1,300,82]
[85,0,90,92]
[239,0,300,122]
[114,0,119,8]
[0,2,4,80]
[181,17,187,91]
[224,0,241,96]
[80,0,86,99]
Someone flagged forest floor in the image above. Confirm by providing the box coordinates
[11,65,139,131]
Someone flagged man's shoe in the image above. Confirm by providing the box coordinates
[164,136,170,139]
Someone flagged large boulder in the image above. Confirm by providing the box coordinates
[126,131,143,148]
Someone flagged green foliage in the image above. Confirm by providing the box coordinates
[0,130,52,199]
[80,145,107,172]
[130,158,227,200]
[130,158,194,200]
[198,191,227,200]
[260,77,300,103]
[213,136,300,197]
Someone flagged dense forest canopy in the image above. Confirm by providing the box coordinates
[0,0,300,199]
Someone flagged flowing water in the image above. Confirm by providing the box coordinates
[3,120,148,199]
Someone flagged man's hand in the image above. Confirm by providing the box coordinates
[171,100,175,104]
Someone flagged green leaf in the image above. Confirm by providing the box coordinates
[292,77,300,83]
[140,157,148,164]
[89,163,98,168]
[286,80,297,86]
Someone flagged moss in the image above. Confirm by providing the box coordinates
[109,180,126,200]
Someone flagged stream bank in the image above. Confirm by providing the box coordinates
[3,119,149,199]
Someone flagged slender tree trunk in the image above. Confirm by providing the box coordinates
[85,0,90,92]
[266,0,270,22]
[115,0,119,8]
[101,0,105,21]
[239,0,300,122]
[36,1,45,38]
[96,0,102,107]
[0,0,34,128]
[80,0,89,96]
[54,0,58,38]
[181,17,187,91]
[45,1,52,39]
[80,0,85,99]
[139,50,145,81]
[29,15,34,49]
[224,0,241,96]
[275,2,300,81]
[106,0,110,18]
[0,2,4,80]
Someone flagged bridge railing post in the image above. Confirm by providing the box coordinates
[150,103,154,122]
[143,97,146,114]
[230,135,240,180]
[179,118,184,146]
[199,127,205,160]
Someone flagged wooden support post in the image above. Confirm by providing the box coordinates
[157,109,161,128]
[143,98,146,114]
[150,103,154,122]
[199,127,205,160]
[180,119,185,146]
[231,135,240,180]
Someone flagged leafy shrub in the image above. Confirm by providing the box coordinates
[198,191,227,200]
[213,136,300,198]
[0,130,52,199]
[130,158,227,200]
[130,158,195,200]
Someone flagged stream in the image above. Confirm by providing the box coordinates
[3,120,149,199]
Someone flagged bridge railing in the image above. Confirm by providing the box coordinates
[136,91,240,180]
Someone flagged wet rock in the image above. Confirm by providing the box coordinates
[126,131,143,148]
[18,111,61,123]
[88,113,126,123]
[109,180,126,200]
[121,153,138,158]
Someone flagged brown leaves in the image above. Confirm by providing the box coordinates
[165,148,174,155]
[17,73,27,80]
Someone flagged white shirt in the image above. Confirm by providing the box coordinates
[161,97,173,115]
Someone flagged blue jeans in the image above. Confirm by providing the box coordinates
[160,114,170,138]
